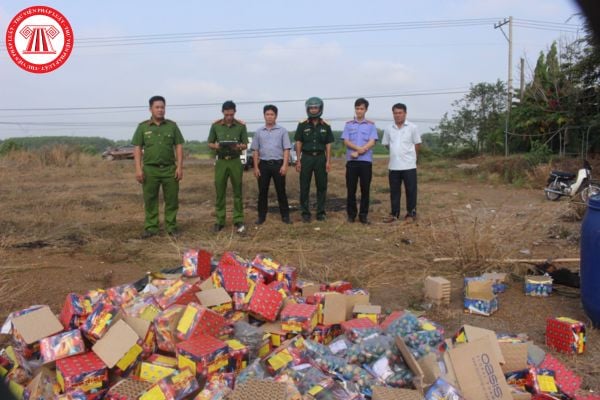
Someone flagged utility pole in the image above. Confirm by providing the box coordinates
[520,57,525,101]
[495,16,513,157]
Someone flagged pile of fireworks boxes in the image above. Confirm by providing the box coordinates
[0,250,595,400]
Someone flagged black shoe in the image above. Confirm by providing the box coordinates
[359,217,370,225]
[347,216,356,223]
[234,223,246,234]
[141,230,158,239]
[316,214,326,221]
[302,215,311,223]
[255,218,265,225]
[167,229,181,238]
[282,217,292,224]
[212,224,224,233]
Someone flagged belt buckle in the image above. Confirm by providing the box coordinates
[312,152,318,156]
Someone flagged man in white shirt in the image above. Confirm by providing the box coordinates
[381,103,421,223]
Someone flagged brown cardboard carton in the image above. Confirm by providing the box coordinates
[394,336,425,393]
[424,276,451,304]
[92,319,140,368]
[320,292,347,325]
[454,324,505,365]
[447,337,513,400]
[12,306,63,345]
[372,386,422,400]
[344,292,370,320]
[499,341,529,373]
[199,277,216,291]
[196,287,232,308]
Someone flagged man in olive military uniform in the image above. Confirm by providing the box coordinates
[295,97,335,222]
[132,95,184,238]
[208,100,249,233]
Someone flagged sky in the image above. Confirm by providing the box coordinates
[0,0,585,141]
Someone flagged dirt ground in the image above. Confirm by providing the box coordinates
[0,154,598,393]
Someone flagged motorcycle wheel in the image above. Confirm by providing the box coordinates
[545,182,562,201]
[581,184,600,203]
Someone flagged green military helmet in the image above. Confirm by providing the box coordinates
[305,97,324,118]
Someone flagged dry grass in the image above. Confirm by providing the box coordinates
[1,151,598,390]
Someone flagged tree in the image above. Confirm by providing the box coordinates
[432,80,506,154]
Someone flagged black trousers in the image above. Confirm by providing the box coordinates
[346,161,372,219]
[258,159,289,220]
[389,168,417,218]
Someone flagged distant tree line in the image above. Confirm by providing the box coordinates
[426,25,600,159]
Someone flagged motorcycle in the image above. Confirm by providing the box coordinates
[544,160,600,202]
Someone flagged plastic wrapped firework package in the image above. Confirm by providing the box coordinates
[154,305,185,354]
[309,353,348,375]
[80,302,119,343]
[230,321,262,361]
[526,368,570,398]
[122,294,161,322]
[216,263,249,294]
[328,335,353,357]
[345,334,397,364]
[246,267,265,285]
[235,358,267,386]
[218,251,250,270]
[231,292,247,312]
[266,280,291,298]
[402,326,444,358]
[345,326,382,344]
[424,377,465,400]
[285,364,329,395]
[380,310,405,331]
[546,317,586,355]
[39,330,85,364]
[153,279,194,310]
[175,303,227,341]
[139,360,177,384]
[263,336,306,376]
[307,375,364,399]
[384,311,421,337]
[22,365,55,400]
[250,253,281,283]
[182,248,213,279]
[337,363,380,395]
[366,356,414,388]
[304,339,333,358]
[59,293,92,329]
[309,324,338,345]
[525,275,553,297]
[106,283,138,307]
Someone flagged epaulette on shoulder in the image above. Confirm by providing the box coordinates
[320,119,330,126]
[299,118,308,124]
[235,118,246,125]
[213,118,223,124]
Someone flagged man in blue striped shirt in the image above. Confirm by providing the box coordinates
[251,104,292,225]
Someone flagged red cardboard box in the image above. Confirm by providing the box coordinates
[140,368,200,400]
[176,334,229,377]
[106,284,138,307]
[182,249,213,279]
[250,254,281,283]
[225,339,249,373]
[341,317,377,333]
[545,317,585,355]
[60,293,91,329]
[154,305,185,354]
[280,303,318,334]
[175,303,227,341]
[154,280,194,310]
[248,282,283,322]
[327,280,352,293]
[56,352,109,395]
[80,303,120,343]
[216,262,249,294]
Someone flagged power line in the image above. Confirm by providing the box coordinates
[0,88,469,113]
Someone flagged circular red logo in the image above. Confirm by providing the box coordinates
[5,5,74,73]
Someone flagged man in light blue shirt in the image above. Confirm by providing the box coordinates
[251,104,291,225]
[341,98,379,224]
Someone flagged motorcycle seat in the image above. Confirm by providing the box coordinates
[550,171,576,179]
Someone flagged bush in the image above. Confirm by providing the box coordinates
[525,141,553,166]
[445,146,479,159]
[0,140,23,156]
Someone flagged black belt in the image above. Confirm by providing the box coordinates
[217,155,238,160]
[303,151,324,156]
[260,159,283,165]
[146,163,172,168]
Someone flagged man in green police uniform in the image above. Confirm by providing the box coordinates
[208,100,249,233]
[132,95,184,239]
[295,97,335,222]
